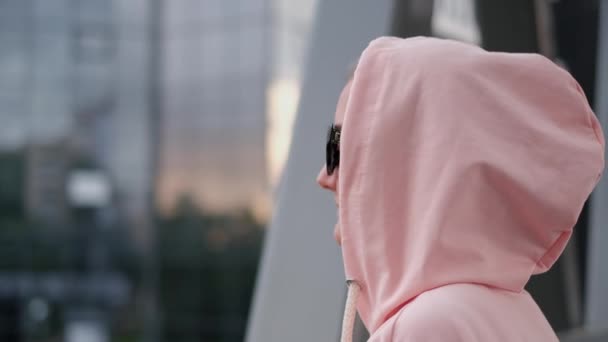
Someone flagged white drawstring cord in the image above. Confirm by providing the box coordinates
[341,280,361,342]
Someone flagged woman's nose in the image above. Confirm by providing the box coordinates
[317,166,337,191]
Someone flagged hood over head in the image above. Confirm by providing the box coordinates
[338,36,605,333]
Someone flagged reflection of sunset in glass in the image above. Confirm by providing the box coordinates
[266,78,301,189]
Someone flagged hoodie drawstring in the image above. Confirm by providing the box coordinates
[341,280,361,342]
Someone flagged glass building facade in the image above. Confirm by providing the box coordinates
[0,0,317,340]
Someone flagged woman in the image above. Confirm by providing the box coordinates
[317,36,604,341]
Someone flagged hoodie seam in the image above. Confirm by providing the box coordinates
[580,90,604,149]
[365,48,394,325]
[342,45,395,294]
[566,74,604,150]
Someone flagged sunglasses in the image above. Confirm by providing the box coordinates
[326,124,341,175]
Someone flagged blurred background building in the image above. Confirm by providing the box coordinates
[0,0,317,341]
[0,0,607,341]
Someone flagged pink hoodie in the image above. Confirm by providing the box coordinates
[338,37,605,341]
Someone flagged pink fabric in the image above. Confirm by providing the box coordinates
[338,37,605,340]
